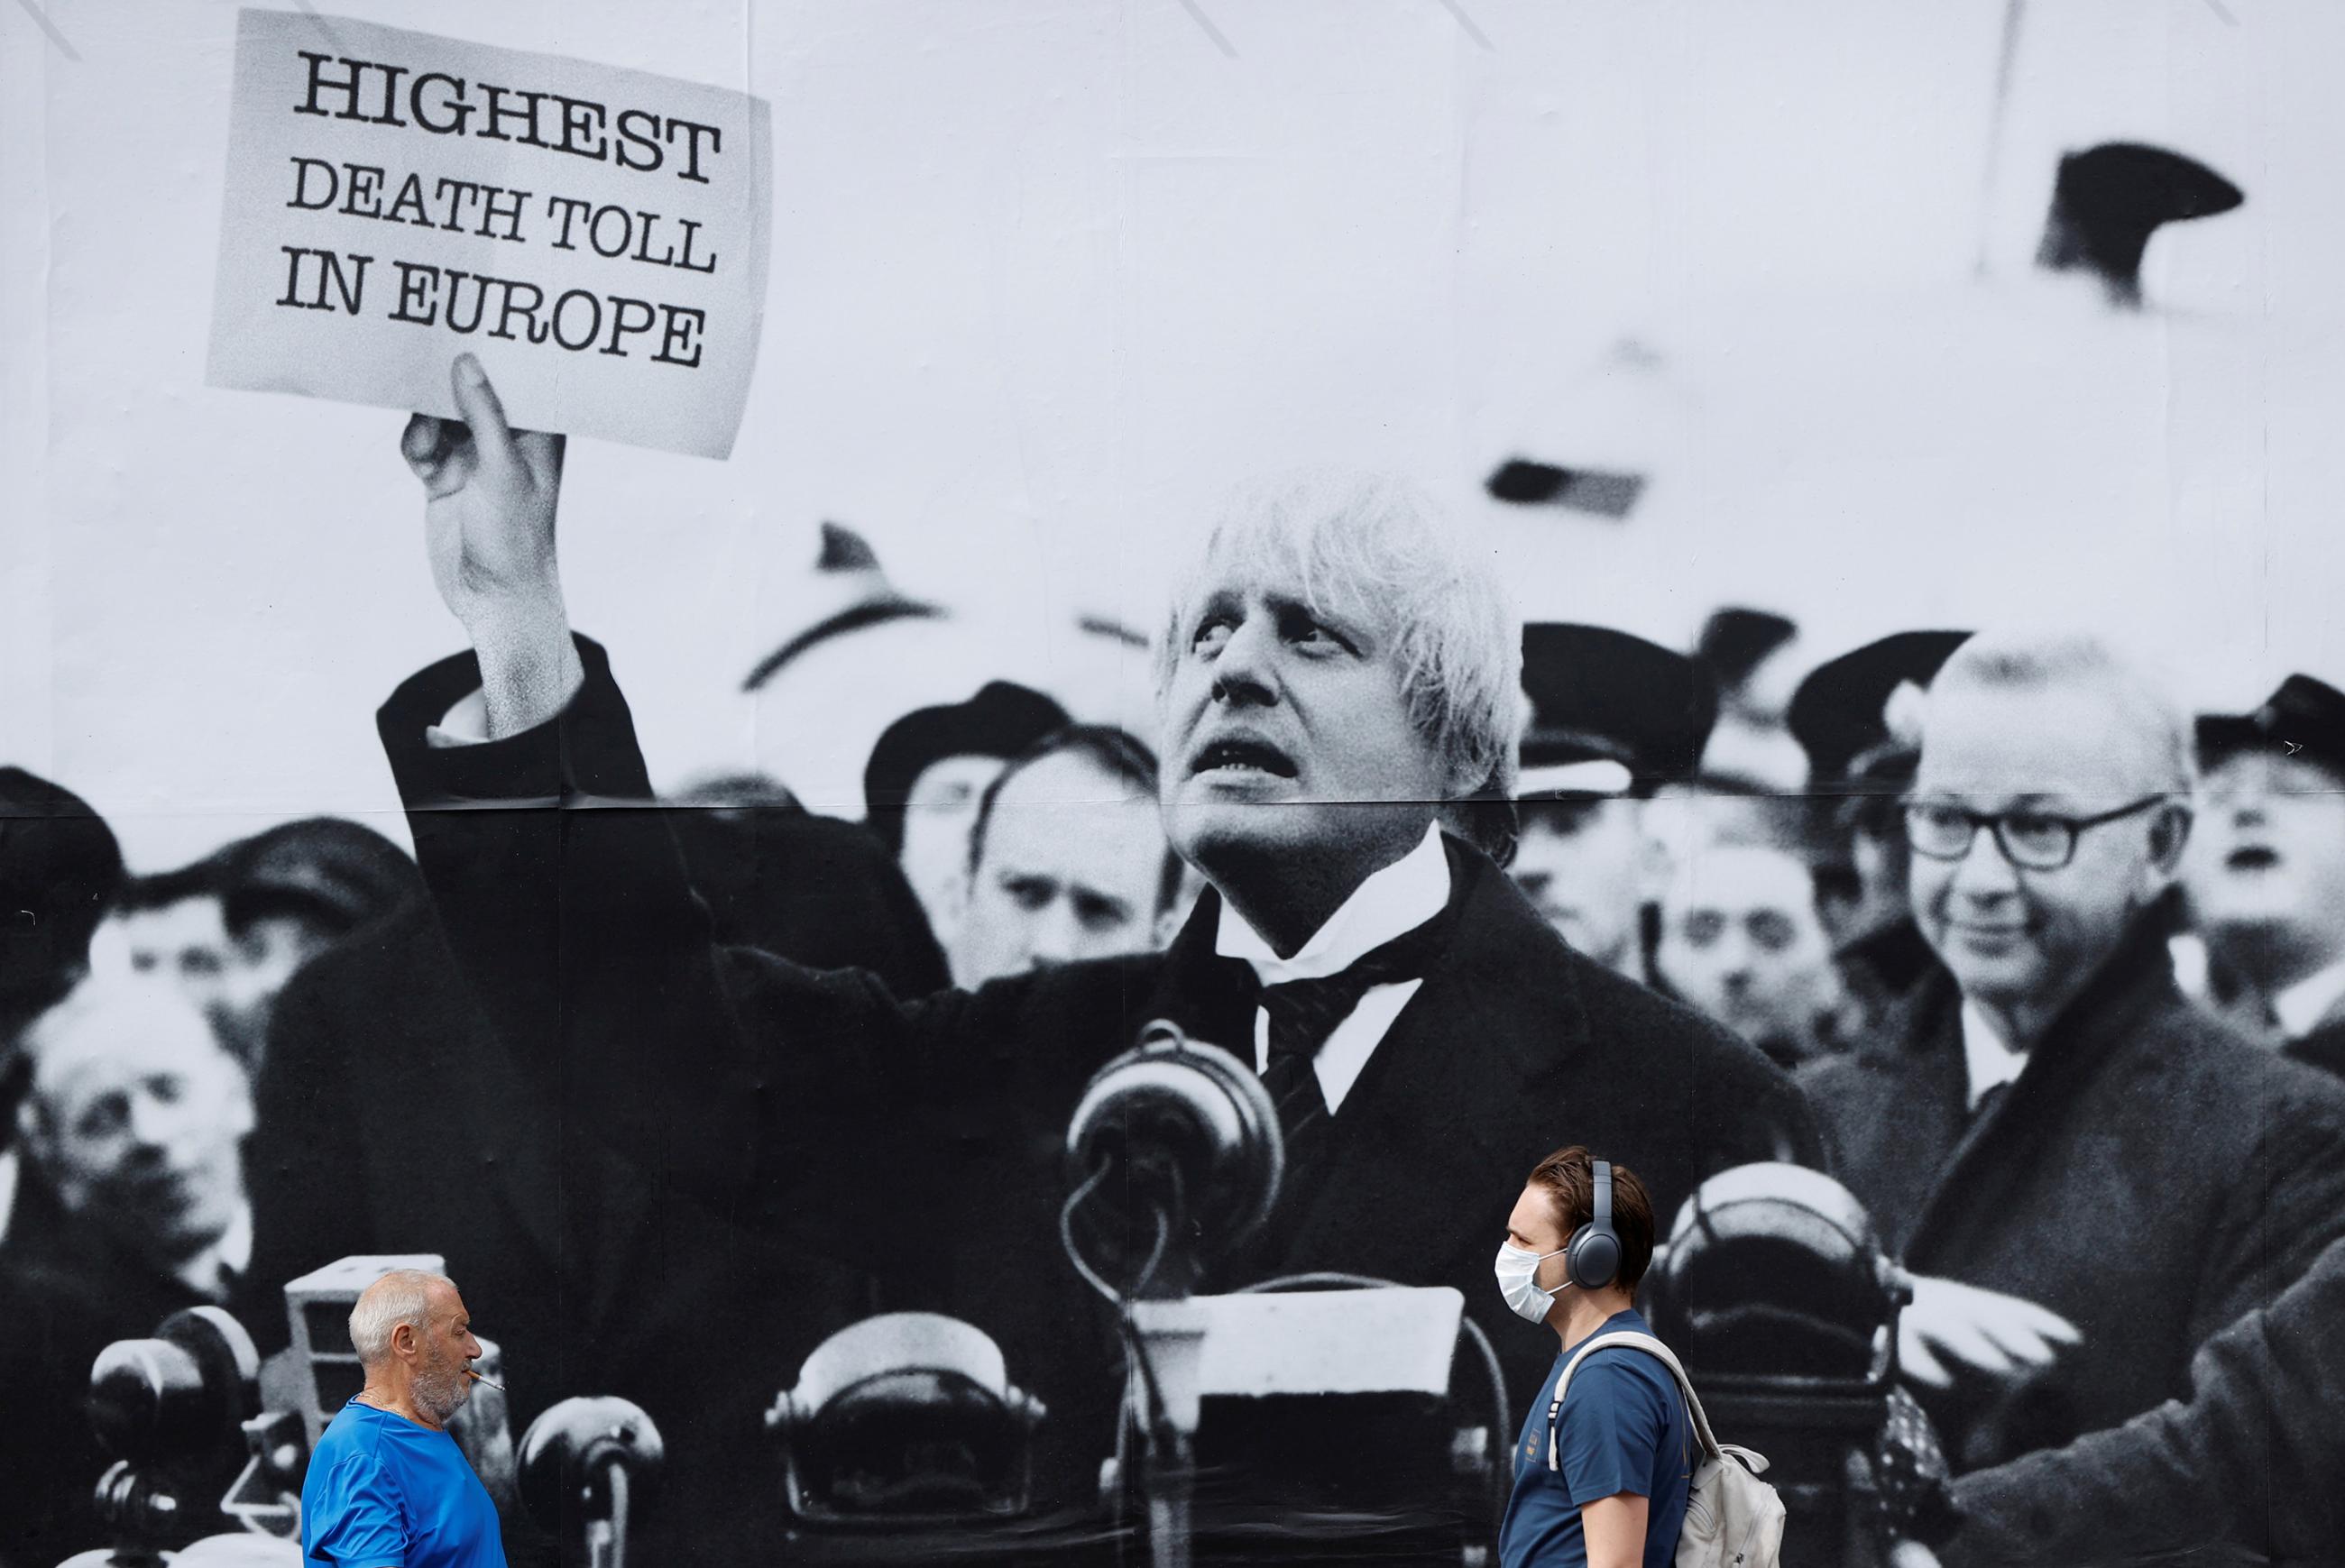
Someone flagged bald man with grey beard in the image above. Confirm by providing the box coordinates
[301,1270,503,1567]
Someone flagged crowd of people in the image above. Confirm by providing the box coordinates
[5,363,2345,1566]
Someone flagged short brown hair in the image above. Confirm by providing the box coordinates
[1525,1146,1658,1291]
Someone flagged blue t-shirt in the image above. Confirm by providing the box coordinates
[1497,1309,1694,1568]
[300,1399,504,1568]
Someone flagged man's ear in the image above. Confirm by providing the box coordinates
[389,1321,418,1362]
[2146,801,2193,879]
[1154,860,1206,950]
[1632,804,1675,904]
[940,865,972,933]
[15,1094,59,1172]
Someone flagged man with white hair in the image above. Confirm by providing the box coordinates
[300,1269,501,1566]
[3,979,257,1563]
[15,978,255,1304]
[369,356,1816,1519]
[1797,629,2345,1475]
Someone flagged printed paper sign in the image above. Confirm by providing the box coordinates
[206,10,771,460]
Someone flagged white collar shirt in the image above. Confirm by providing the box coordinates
[1214,823,1453,1114]
[173,1199,254,1303]
[426,678,1461,1115]
[1959,999,2030,1112]
[2274,960,2345,1041]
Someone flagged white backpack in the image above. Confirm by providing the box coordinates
[1547,1330,1786,1568]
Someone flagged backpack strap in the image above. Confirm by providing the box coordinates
[1544,1330,1724,1472]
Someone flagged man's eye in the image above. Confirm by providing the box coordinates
[1075,896,1130,932]
[1682,912,1726,948]
[1191,616,1235,655]
[1004,879,1053,912]
[180,949,225,978]
[1747,912,1798,953]
[77,1093,131,1139]
[1278,608,1352,654]
[2004,812,2067,850]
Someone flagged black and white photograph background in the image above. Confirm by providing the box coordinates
[5,3,2344,1564]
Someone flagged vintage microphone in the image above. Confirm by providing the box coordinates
[64,1306,265,1561]
[517,1397,663,1568]
[1061,1024,1509,1565]
[1059,1022,1283,1568]
[1645,1162,1954,1565]
[1061,1020,1283,1300]
[764,1311,1048,1528]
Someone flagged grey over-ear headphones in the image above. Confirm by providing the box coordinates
[1563,1159,1622,1290]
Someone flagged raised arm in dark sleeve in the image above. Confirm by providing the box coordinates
[375,635,1081,1248]
[378,638,907,1197]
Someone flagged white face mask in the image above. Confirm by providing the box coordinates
[1494,1240,1568,1325]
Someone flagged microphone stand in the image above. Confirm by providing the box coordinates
[515,1397,661,1568]
[1063,1164,1200,1568]
[1127,1296,1199,1568]
[585,1463,630,1568]
[1061,1022,1285,1568]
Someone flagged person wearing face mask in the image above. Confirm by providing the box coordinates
[1496,1147,1690,1568]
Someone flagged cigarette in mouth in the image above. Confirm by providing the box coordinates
[466,1371,504,1391]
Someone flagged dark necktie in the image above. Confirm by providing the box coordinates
[1967,1078,2014,1131]
[1255,903,1456,1176]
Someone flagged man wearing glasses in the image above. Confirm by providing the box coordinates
[1796,630,2345,1481]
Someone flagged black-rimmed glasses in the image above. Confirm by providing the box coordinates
[1902,796,2167,872]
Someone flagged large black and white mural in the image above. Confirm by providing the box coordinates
[5,4,2344,1564]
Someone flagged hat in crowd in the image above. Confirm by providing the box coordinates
[666,794,951,1003]
[0,767,123,1036]
[2196,674,2345,783]
[1788,630,1972,791]
[742,523,947,693]
[213,818,424,941]
[1693,608,1800,699]
[2036,142,2244,309]
[861,682,1072,852]
[1485,459,1646,519]
[1518,623,1717,799]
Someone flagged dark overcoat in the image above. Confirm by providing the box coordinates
[375,638,1820,1547]
[1799,929,2345,1472]
[244,824,949,1562]
[2285,997,2345,1082]
[1947,1233,2345,1566]
[0,1177,234,1563]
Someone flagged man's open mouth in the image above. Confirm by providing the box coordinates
[1191,737,1299,779]
[2227,845,2281,872]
